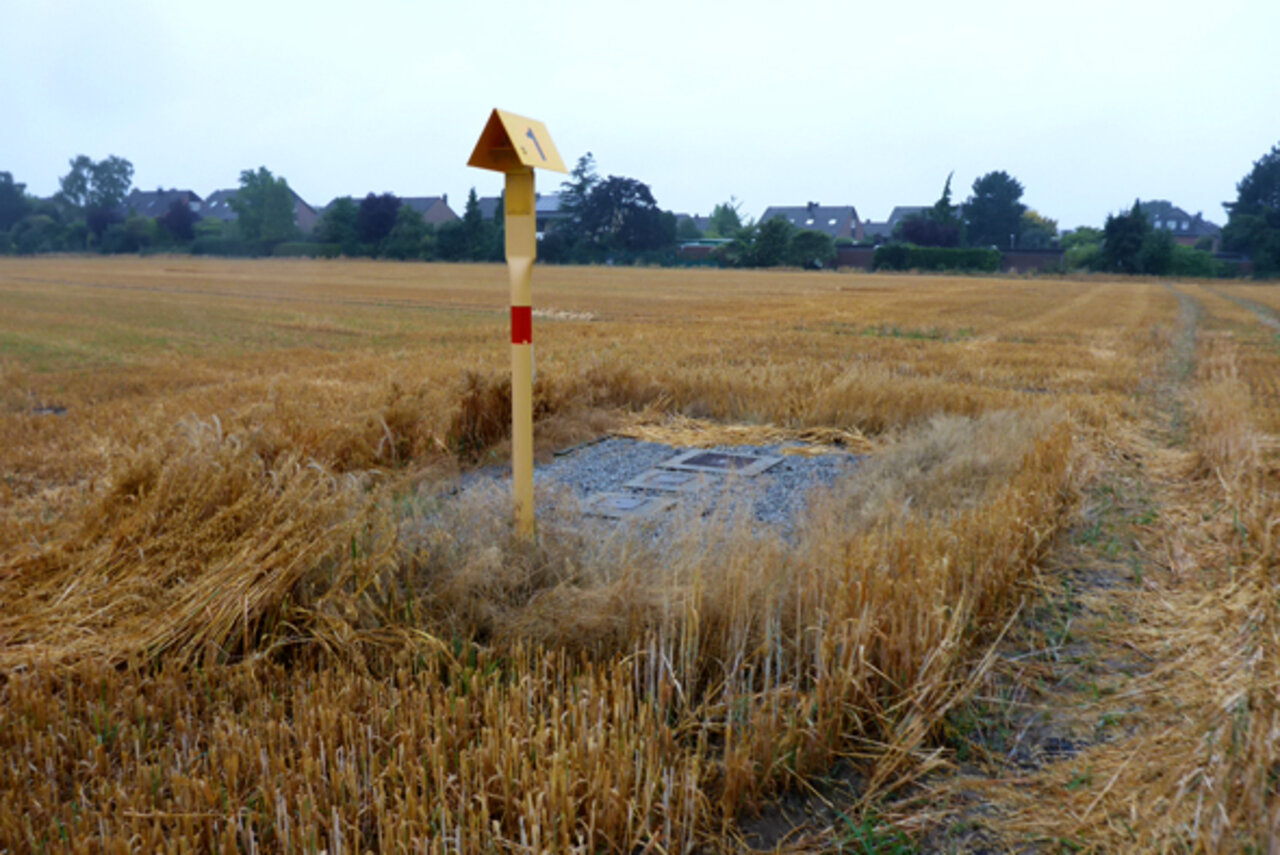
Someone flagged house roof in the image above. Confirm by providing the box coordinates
[202,187,316,222]
[472,193,567,221]
[886,206,929,227]
[400,197,447,216]
[202,189,239,221]
[861,221,894,240]
[1137,199,1221,238]
[675,213,714,234]
[535,193,564,215]
[121,189,203,219]
[759,203,860,239]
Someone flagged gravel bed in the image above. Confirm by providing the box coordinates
[535,437,864,535]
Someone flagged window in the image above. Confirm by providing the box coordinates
[1154,219,1162,229]
[805,218,815,225]
[1182,221,1189,230]
[828,218,837,226]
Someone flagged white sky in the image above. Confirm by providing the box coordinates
[3,0,1277,230]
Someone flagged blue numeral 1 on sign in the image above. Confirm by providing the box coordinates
[525,128,546,161]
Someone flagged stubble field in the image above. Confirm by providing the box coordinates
[0,257,1276,852]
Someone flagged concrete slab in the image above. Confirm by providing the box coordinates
[582,492,678,520]
[658,449,783,478]
[622,468,720,493]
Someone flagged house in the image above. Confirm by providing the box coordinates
[475,196,502,220]
[860,205,931,243]
[1137,200,1221,251]
[535,193,570,234]
[474,192,570,235]
[202,189,239,224]
[759,202,863,241]
[399,196,459,226]
[675,213,714,236]
[120,188,203,219]
[204,187,319,234]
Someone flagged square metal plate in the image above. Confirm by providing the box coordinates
[581,492,678,520]
[622,468,719,493]
[657,449,783,478]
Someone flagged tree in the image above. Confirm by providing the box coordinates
[158,198,200,241]
[557,152,600,235]
[57,156,93,210]
[578,176,672,253]
[707,198,745,238]
[316,197,359,255]
[1222,140,1280,276]
[0,172,30,232]
[358,193,400,246]
[101,214,155,254]
[230,167,297,246]
[1019,210,1058,250]
[382,205,431,260]
[460,188,492,259]
[89,156,133,210]
[57,155,134,239]
[963,171,1027,248]
[1138,228,1175,276]
[676,217,703,241]
[1101,200,1149,275]
[85,207,123,240]
[9,215,63,254]
[57,155,133,211]
[898,216,960,247]
[1061,226,1104,270]
[931,171,960,226]
[751,216,794,267]
[895,173,962,246]
[787,229,836,269]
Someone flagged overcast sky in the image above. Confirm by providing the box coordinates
[4,0,1277,230]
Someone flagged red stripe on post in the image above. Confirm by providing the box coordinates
[511,305,532,344]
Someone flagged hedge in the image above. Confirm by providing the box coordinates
[191,236,256,257]
[273,242,340,258]
[873,244,1001,272]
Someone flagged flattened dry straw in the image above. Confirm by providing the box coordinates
[613,412,875,455]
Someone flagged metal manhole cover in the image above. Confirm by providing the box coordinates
[658,449,783,477]
[582,492,678,520]
[622,468,719,493]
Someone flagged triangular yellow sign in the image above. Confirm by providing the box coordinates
[467,109,567,174]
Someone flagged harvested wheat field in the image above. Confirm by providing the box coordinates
[0,256,1276,852]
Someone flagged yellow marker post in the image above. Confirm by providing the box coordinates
[468,109,567,536]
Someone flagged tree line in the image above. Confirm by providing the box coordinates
[3,141,1278,277]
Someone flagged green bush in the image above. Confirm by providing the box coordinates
[872,244,1001,272]
[788,230,837,269]
[10,215,64,254]
[1064,242,1102,271]
[273,241,339,258]
[1166,244,1219,278]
